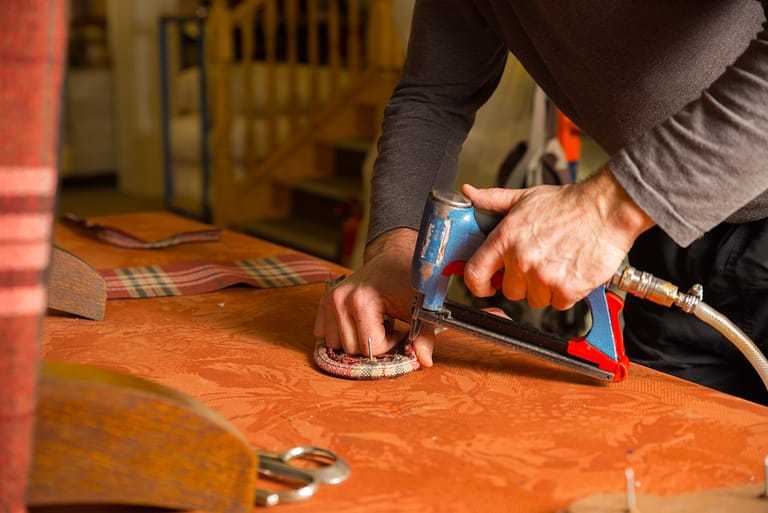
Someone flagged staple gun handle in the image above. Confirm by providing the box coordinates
[473,208,504,236]
[566,289,629,382]
[413,190,629,382]
[442,261,504,290]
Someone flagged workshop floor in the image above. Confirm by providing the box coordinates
[56,179,166,218]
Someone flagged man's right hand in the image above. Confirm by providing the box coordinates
[313,227,436,367]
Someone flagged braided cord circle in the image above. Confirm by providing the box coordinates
[313,340,419,379]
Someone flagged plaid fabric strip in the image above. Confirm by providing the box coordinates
[99,253,335,299]
[62,213,222,249]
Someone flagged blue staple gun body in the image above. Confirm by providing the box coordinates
[409,189,629,382]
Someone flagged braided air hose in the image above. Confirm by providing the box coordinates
[612,265,768,392]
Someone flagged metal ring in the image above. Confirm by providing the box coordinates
[278,445,351,485]
[256,456,318,506]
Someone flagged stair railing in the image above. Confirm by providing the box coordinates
[206,0,403,227]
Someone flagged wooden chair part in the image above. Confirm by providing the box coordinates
[47,246,106,321]
[27,361,258,513]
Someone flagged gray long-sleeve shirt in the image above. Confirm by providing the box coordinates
[369,0,768,248]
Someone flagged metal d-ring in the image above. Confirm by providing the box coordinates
[278,445,351,485]
[255,455,318,507]
[255,445,350,506]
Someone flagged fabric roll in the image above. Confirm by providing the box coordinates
[0,2,67,512]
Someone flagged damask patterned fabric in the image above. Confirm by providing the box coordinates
[0,2,67,511]
[43,212,768,513]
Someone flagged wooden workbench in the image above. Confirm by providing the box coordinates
[41,211,768,512]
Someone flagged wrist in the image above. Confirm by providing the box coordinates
[588,165,655,240]
[363,227,418,264]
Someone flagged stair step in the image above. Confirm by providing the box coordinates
[241,138,372,263]
[286,175,362,203]
[314,138,372,177]
[331,138,373,153]
[244,216,340,262]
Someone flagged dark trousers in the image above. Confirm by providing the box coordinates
[624,221,768,405]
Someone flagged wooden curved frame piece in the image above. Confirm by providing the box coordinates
[47,246,106,321]
[27,361,258,513]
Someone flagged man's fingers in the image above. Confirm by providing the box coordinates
[357,313,410,358]
[525,273,552,309]
[464,227,509,298]
[462,183,525,213]
[462,183,525,298]
[551,289,580,312]
[314,296,343,349]
[313,300,327,340]
[500,266,526,302]
[336,303,360,356]
[412,326,435,367]
[314,275,412,358]
[463,252,503,297]
[337,285,400,357]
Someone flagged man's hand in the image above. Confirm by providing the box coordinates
[462,166,655,310]
[313,227,436,366]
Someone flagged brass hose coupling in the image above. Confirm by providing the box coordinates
[611,265,704,314]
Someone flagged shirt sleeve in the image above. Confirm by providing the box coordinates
[609,10,768,247]
[366,0,508,244]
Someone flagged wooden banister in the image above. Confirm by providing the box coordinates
[285,0,299,132]
[207,0,234,225]
[206,0,404,227]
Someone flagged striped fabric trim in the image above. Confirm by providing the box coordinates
[99,254,336,299]
[0,286,47,317]
[0,166,57,195]
[62,213,222,249]
[0,166,56,317]
[0,241,51,270]
[0,213,54,241]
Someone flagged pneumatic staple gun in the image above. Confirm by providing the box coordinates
[409,189,629,382]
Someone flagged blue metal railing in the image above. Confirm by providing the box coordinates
[159,13,211,222]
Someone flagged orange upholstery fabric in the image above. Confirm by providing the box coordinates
[43,212,768,513]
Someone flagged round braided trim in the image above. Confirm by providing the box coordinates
[313,340,420,380]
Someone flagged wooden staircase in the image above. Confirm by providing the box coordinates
[243,137,371,264]
[205,0,403,265]
[211,67,401,265]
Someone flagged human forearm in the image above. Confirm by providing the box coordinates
[363,227,418,265]
[367,0,507,245]
[587,165,656,246]
[609,18,768,247]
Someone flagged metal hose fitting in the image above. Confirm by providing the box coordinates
[611,265,768,393]
[612,265,705,313]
